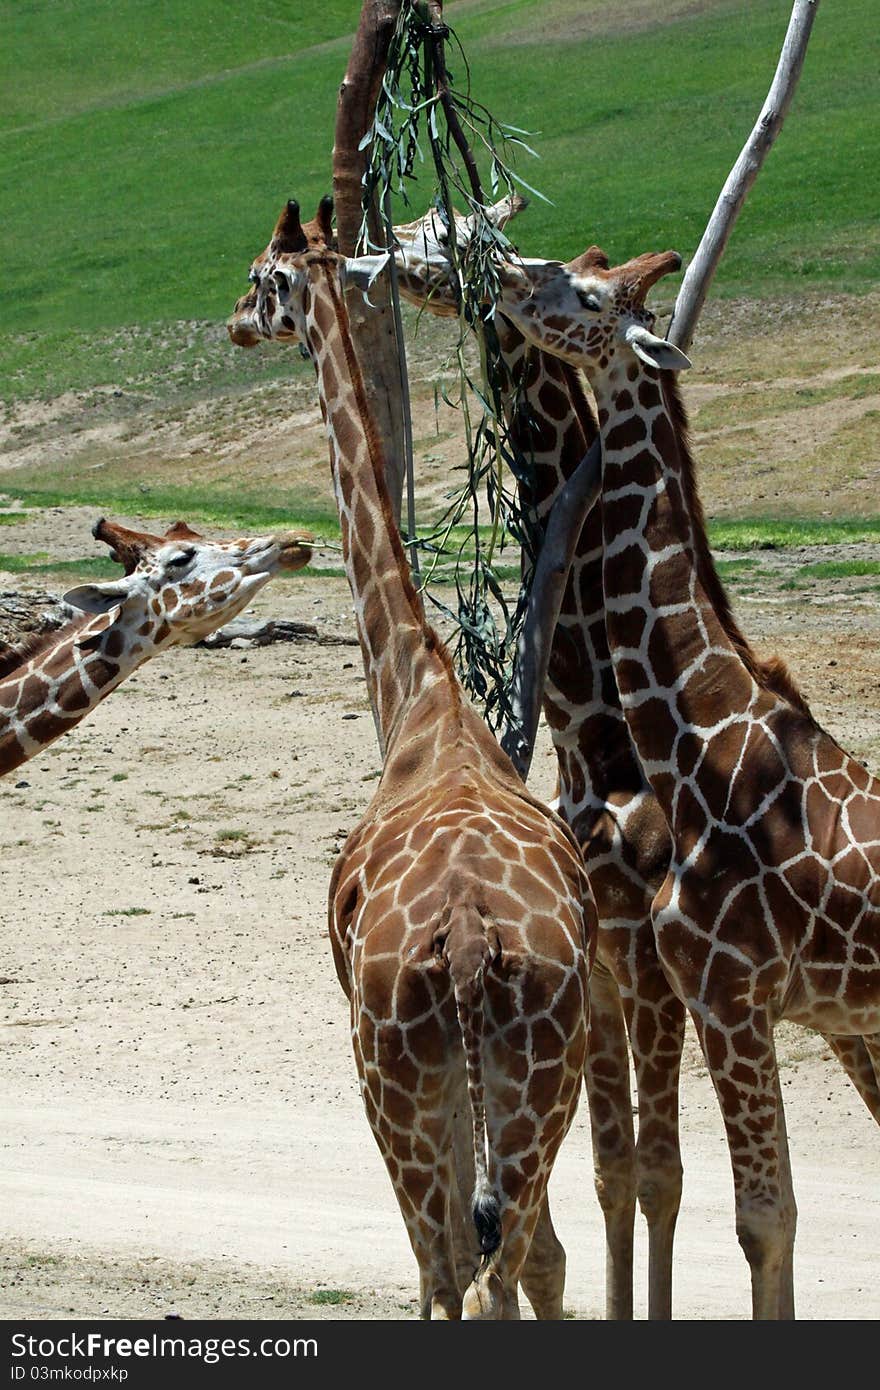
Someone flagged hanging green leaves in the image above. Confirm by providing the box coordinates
[357,1,548,731]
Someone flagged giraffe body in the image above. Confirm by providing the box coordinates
[229,201,595,1318]
[496,244,880,1317]
[330,680,591,1319]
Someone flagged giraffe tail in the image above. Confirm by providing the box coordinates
[438,903,502,1257]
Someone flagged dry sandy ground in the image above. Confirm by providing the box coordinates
[1,554,879,1322]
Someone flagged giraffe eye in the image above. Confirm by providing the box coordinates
[247,268,260,286]
[576,290,602,312]
[169,548,196,568]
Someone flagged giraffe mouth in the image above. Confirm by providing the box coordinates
[238,534,314,574]
[226,314,262,348]
[276,535,314,572]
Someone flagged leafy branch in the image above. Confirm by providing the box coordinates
[357,0,548,729]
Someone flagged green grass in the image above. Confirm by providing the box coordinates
[2,486,339,536]
[707,518,880,550]
[693,372,880,430]
[0,318,313,404]
[0,513,27,526]
[0,0,876,349]
[0,552,118,580]
[782,559,880,590]
[307,1289,354,1307]
[793,559,880,581]
[714,556,761,578]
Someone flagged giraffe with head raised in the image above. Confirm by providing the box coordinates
[0,519,312,779]
[229,198,595,1320]
[493,242,880,1318]
[392,198,880,1319]
[391,197,688,1318]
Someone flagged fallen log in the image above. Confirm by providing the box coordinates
[198,617,358,649]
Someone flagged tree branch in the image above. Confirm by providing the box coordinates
[422,2,484,205]
[333,0,408,519]
[667,0,820,352]
[501,438,601,781]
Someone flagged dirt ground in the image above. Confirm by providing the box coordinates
[1,532,879,1321]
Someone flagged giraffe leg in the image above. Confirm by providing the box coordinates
[461,967,588,1321]
[449,1100,481,1293]
[452,1103,567,1319]
[621,958,686,1321]
[518,1195,566,1319]
[772,1059,797,1320]
[823,1033,880,1124]
[354,1012,462,1319]
[689,1006,793,1320]
[395,1129,463,1319]
[858,1031,880,1098]
[583,959,636,1319]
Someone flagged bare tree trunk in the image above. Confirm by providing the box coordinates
[504,0,820,779]
[333,0,407,519]
[502,438,602,781]
[667,0,820,352]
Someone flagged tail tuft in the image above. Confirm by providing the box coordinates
[473,1191,502,1256]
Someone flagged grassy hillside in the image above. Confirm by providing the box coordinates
[0,0,877,344]
[0,2,877,545]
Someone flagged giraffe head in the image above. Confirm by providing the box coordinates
[392,193,528,318]
[227,195,391,354]
[227,196,337,347]
[64,518,313,647]
[495,246,692,378]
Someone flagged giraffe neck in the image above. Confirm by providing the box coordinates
[305,261,449,754]
[0,613,164,778]
[595,365,762,820]
[495,318,649,817]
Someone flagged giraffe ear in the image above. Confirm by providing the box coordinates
[625,325,692,372]
[341,252,390,295]
[64,580,133,617]
[496,260,540,293]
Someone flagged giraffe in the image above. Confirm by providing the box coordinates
[491,242,880,1318]
[228,199,595,1319]
[392,200,688,1318]
[0,519,312,779]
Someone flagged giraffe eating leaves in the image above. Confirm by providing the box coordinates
[494,244,880,1318]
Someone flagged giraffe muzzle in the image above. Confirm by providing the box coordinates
[275,534,314,572]
[226,314,262,348]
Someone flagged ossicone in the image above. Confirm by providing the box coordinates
[567,245,610,276]
[621,250,682,303]
[274,199,308,253]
